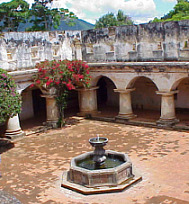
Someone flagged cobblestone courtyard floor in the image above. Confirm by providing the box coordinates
[0,118,189,204]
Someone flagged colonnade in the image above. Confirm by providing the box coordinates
[5,86,179,139]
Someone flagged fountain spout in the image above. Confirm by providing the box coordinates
[89,136,108,166]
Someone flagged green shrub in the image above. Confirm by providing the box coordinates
[0,68,21,124]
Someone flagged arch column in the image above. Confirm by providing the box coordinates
[156,90,179,126]
[114,88,136,120]
[77,86,99,116]
[5,114,25,139]
[41,94,59,128]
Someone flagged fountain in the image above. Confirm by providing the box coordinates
[89,134,108,167]
[61,135,142,194]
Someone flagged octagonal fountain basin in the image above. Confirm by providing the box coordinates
[61,150,142,194]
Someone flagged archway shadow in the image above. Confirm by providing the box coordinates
[145,195,189,204]
[0,139,15,154]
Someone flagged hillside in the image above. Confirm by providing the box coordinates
[17,18,94,31]
[55,19,95,31]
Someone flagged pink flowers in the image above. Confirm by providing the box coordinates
[1,73,7,78]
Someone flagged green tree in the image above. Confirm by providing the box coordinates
[0,0,29,32]
[151,0,189,23]
[95,10,133,29]
[177,0,188,3]
[116,10,133,26]
[28,0,77,31]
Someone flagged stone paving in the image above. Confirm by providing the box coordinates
[0,117,189,204]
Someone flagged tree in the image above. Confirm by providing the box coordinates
[151,0,189,23]
[0,0,77,31]
[32,60,91,127]
[95,13,117,29]
[0,69,21,124]
[177,0,188,3]
[0,0,29,32]
[27,0,77,31]
[95,10,133,29]
[116,10,133,26]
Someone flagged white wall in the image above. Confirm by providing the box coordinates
[20,89,34,120]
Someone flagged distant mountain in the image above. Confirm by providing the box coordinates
[17,18,95,31]
[55,19,95,31]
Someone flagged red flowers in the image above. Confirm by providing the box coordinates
[36,80,41,84]
[33,59,91,90]
[46,79,53,86]
[31,60,91,128]
[55,80,60,85]
[66,83,75,90]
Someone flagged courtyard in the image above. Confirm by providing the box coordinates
[0,118,189,204]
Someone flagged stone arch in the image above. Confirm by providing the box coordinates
[171,77,188,91]
[91,74,118,89]
[96,76,119,115]
[129,76,161,121]
[17,81,34,94]
[19,85,46,123]
[171,77,189,123]
[126,76,159,90]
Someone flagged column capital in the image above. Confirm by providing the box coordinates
[41,94,57,99]
[156,90,179,96]
[114,88,135,93]
[76,86,99,92]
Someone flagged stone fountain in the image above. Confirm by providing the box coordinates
[61,135,142,194]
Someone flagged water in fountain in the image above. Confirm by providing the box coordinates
[76,135,124,170]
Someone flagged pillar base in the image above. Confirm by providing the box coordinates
[156,118,179,127]
[116,113,137,120]
[5,128,25,140]
[45,120,59,129]
[77,111,100,117]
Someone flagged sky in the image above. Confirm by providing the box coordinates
[0,0,178,24]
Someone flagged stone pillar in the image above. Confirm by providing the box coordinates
[77,87,99,117]
[42,95,59,128]
[75,41,82,60]
[156,90,179,126]
[114,89,136,121]
[5,114,25,139]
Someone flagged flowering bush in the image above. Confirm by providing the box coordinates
[32,59,91,127]
[0,68,21,124]
[32,59,91,90]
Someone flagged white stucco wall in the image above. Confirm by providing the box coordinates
[20,89,34,120]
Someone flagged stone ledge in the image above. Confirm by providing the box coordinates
[88,61,189,67]
[61,167,142,195]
